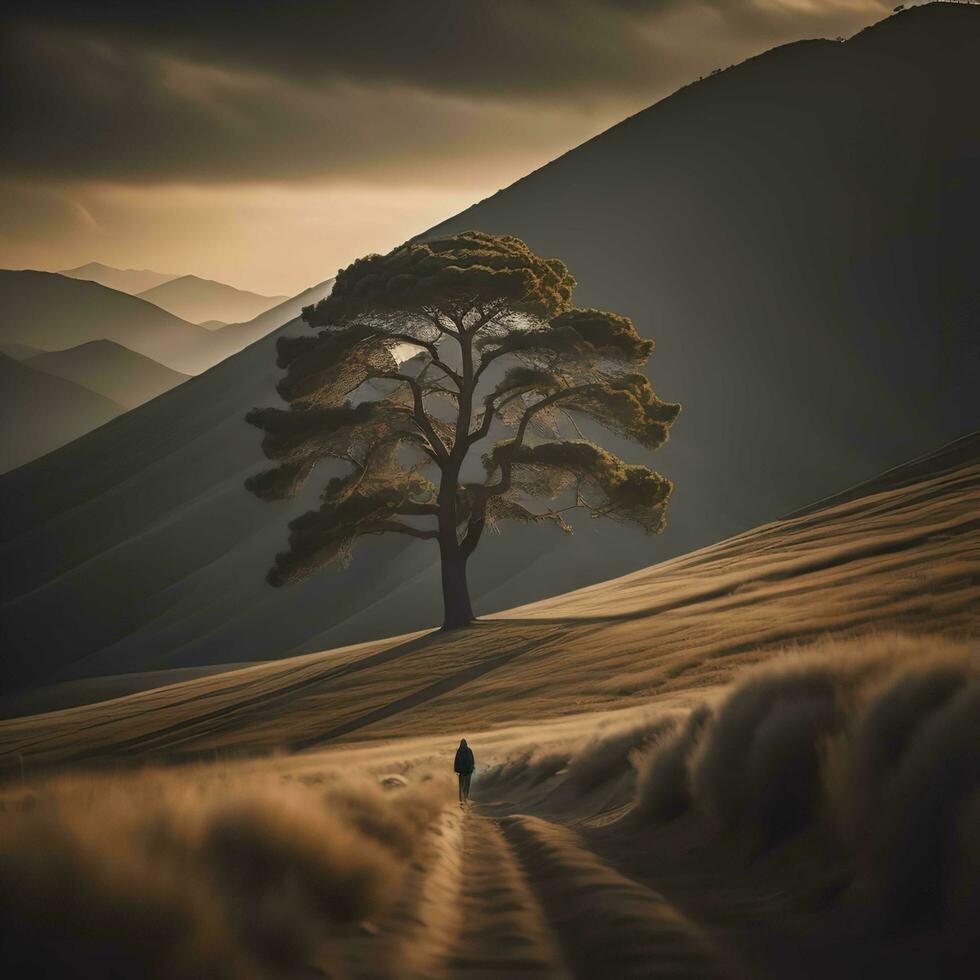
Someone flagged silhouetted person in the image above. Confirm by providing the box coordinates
[454,738,475,806]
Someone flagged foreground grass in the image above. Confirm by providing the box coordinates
[0,765,452,978]
[487,633,980,979]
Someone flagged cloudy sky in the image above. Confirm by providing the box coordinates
[2,0,891,295]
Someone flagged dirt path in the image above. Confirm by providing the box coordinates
[340,804,732,979]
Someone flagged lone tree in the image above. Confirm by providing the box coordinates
[245,232,680,628]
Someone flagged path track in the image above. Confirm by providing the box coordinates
[342,805,730,979]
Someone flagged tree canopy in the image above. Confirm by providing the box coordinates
[246,231,680,627]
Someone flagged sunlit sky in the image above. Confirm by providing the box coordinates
[2,0,891,296]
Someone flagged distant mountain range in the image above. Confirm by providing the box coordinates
[0,270,317,469]
[136,275,287,325]
[60,263,287,324]
[212,277,336,351]
[59,261,178,295]
[0,270,297,375]
[0,270,224,374]
[1,4,977,688]
[0,354,123,474]
[27,341,190,411]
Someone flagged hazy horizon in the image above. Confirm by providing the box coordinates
[1,0,895,295]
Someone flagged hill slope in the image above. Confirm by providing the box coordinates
[0,6,977,688]
[2,439,976,980]
[59,261,178,295]
[28,341,190,410]
[0,342,43,361]
[0,355,123,474]
[1,429,975,758]
[137,274,286,324]
[212,277,335,349]
[423,2,979,535]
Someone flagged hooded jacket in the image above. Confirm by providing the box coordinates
[454,742,475,774]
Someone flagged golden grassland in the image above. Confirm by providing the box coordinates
[1,455,975,773]
[0,447,977,978]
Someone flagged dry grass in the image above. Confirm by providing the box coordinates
[479,746,573,791]
[824,644,980,926]
[631,704,712,823]
[564,716,677,795]
[691,663,843,842]
[0,766,451,978]
[614,634,980,941]
[2,456,976,769]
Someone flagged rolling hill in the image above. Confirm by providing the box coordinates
[59,261,178,295]
[28,341,190,410]
[1,429,975,756]
[0,354,123,474]
[2,432,976,980]
[137,274,287,324]
[0,5,976,690]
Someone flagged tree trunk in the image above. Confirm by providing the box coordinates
[439,328,476,630]
[439,538,474,629]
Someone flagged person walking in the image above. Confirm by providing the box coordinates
[454,738,475,807]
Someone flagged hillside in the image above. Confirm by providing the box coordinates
[2,437,976,980]
[1,429,975,759]
[0,6,976,689]
[212,276,336,348]
[0,354,123,474]
[0,342,43,360]
[59,261,178,295]
[137,274,287,324]
[28,341,190,410]
[423,2,979,541]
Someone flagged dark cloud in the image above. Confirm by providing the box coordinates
[1,26,595,184]
[5,1,678,97]
[0,1,894,294]
[1,1,888,185]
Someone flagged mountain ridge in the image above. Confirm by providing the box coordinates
[137,274,287,324]
[59,261,179,295]
[28,340,190,411]
[0,269,299,375]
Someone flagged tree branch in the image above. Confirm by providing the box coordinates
[422,308,459,339]
[481,384,600,498]
[374,521,439,540]
[395,502,440,516]
[466,390,501,446]
[473,345,508,384]
[460,500,488,557]
[387,333,462,387]
[375,371,450,462]
[468,301,507,337]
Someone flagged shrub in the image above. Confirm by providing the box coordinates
[565,717,677,794]
[828,661,980,924]
[690,666,840,841]
[633,705,712,823]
